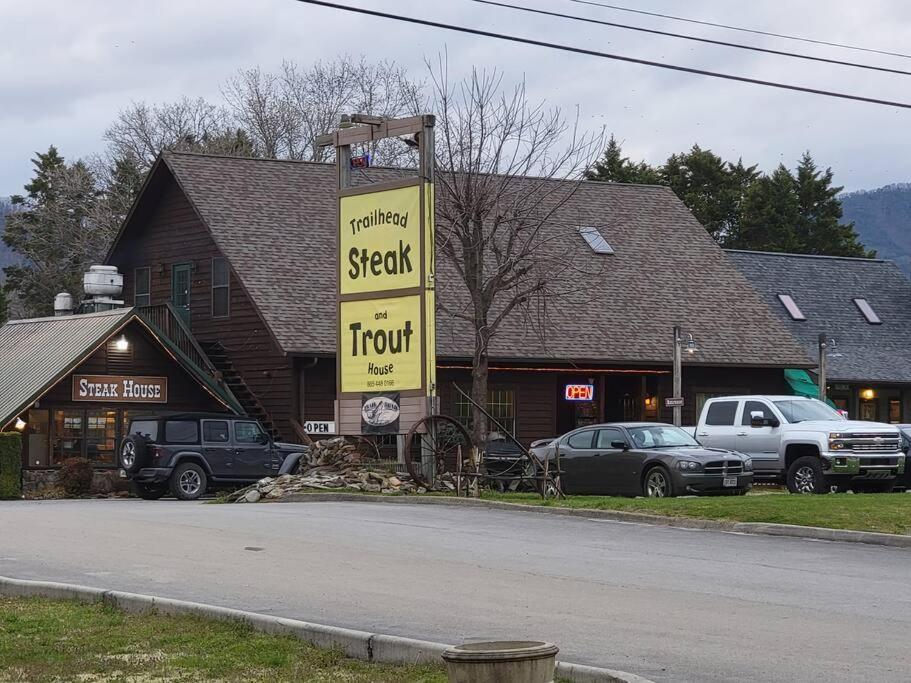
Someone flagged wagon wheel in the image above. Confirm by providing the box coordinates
[404,415,472,489]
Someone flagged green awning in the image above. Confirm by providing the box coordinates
[784,369,836,407]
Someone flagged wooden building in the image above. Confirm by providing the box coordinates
[98,151,813,447]
[0,308,241,489]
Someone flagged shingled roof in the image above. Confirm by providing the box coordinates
[727,250,911,382]
[113,151,811,368]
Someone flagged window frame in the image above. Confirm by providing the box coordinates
[853,298,882,325]
[704,400,739,426]
[454,387,516,437]
[134,267,151,308]
[233,420,266,445]
[777,294,806,321]
[578,225,615,255]
[202,419,230,444]
[211,256,230,319]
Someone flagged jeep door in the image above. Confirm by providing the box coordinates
[201,419,233,476]
[232,421,274,478]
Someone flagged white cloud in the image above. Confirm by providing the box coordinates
[1,0,909,194]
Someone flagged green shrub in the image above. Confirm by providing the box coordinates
[0,432,22,499]
[59,457,93,496]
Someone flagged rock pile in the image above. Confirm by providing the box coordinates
[225,437,431,503]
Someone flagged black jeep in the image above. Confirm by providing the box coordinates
[118,413,306,500]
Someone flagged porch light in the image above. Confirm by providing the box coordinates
[860,388,875,400]
[644,396,654,408]
[685,333,697,354]
[114,336,129,352]
[14,417,26,431]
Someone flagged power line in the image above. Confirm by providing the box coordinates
[294,0,911,110]
[566,0,911,61]
[472,0,911,77]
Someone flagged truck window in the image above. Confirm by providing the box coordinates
[705,401,738,426]
[164,420,199,444]
[741,401,773,425]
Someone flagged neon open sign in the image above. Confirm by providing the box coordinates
[564,384,594,401]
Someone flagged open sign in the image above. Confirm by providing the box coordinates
[564,384,594,401]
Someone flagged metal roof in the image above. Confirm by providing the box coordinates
[0,308,135,429]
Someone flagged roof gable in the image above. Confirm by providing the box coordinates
[727,250,911,382]
[119,152,811,368]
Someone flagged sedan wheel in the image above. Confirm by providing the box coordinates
[644,467,672,498]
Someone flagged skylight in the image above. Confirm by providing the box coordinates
[578,226,614,254]
[853,298,882,324]
[777,294,806,321]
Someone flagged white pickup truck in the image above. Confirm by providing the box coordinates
[687,395,905,493]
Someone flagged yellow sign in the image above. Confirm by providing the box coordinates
[339,295,423,393]
[339,185,422,295]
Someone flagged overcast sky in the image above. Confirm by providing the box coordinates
[3,0,910,196]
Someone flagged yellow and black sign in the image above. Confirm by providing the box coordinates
[339,185,422,295]
[339,295,423,393]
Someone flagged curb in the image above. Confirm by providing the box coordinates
[274,493,911,549]
[0,576,649,683]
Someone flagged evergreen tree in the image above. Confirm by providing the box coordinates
[730,165,802,253]
[3,148,112,317]
[793,152,873,257]
[586,136,662,184]
[0,286,8,325]
[662,146,759,243]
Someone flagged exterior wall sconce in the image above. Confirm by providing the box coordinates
[644,396,655,408]
[114,336,130,352]
[14,417,26,431]
[860,388,875,400]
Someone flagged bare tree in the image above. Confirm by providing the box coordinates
[104,97,231,169]
[431,63,603,446]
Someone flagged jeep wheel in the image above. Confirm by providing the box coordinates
[170,463,207,501]
[786,456,826,494]
[130,482,167,500]
[119,435,148,474]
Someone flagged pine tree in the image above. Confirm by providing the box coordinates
[730,165,802,252]
[3,148,109,317]
[0,286,8,325]
[793,152,873,257]
[661,146,759,243]
[586,136,662,184]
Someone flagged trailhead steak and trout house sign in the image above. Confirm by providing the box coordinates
[72,375,168,403]
[321,114,437,435]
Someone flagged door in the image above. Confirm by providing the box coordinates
[232,420,274,477]
[594,427,639,495]
[201,420,233,476]
[556,429,598,494]
[695,399,742,450]
[739,400,781,475]
[171,263,191,323]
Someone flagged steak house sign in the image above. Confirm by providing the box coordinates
[72,375,168,403]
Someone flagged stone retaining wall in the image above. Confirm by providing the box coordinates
[22,469,130,497]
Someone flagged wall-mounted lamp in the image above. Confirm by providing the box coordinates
[685,333,697,355]
[860,388,875,401]
[14,417,26,431]
[114,336,129,352]
[644,396,655,408]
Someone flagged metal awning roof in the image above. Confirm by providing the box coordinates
[0,308,242,429]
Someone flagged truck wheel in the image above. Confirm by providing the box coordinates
[130,482,167,500]
[643,466,675,498]
[786,457,826,494]
[170,462,207,501]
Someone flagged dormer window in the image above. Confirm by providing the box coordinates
[853,298,882,324]
[578,226,614,254]
[777,294,806,321]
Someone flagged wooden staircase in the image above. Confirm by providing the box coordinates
[200,341,280,440]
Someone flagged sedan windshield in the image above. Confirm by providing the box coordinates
[773,399,845,424]
[628,425,700,449]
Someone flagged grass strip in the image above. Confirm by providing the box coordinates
[0,596,446,682]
